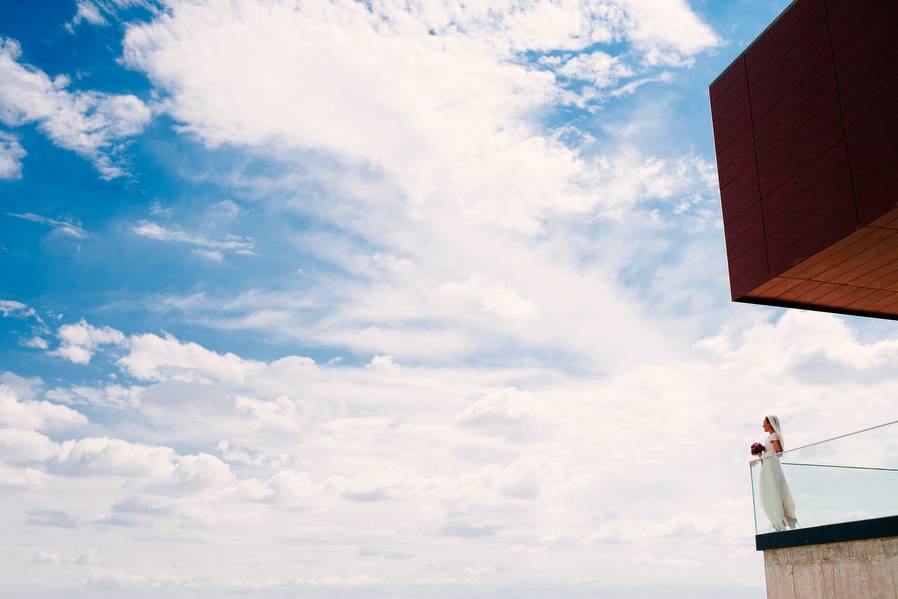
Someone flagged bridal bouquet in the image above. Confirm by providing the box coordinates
[750,442,765,457]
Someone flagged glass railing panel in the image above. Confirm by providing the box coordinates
[750,420,898,535]
[750,459,762,534]
[782,420,898,471]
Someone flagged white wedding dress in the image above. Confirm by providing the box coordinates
[758,432,798,531]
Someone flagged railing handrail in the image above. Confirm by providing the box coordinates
[781,462,898,473]
[778,419,898,457]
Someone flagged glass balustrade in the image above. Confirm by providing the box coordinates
[750,420,898,535]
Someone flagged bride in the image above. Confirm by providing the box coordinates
[758,415,799,531]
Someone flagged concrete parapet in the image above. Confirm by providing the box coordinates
[764,536,898,598]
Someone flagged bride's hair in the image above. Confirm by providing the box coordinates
[766,414,783,448]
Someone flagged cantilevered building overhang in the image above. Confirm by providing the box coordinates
[710,0,898,318]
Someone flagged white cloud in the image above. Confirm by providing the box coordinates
[6,212,87,238]
[7,314,898,596]
[67,0,159,31]
[622,0,721,65]
[0,377,87,431]
[122,0,718,233]
[559,51,633,87]
[49,319,126,365]
[162,452,233,492]
[0,463,51,488]
[0,299,38,319]
[365,354,399,373]
[441,276,539,322]
[108,0,725,376]
[70,0,109,27]
[0,428,59,463]
[0,131,25,179]
[119,332,265,382]
[131,221,256,259]
[21,336,49,349]
[50,436,175,478]
[455,387,546,439]
[31,549,99,565]
[45,384,141,409]
[0,4,793,598]
[0,37,151,179]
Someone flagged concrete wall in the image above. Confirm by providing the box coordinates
[764,537,898,598]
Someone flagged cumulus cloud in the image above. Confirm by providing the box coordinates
[0,131,25,178]
[0,4,795,598]
[45,384,141,410]
[0,376,87,431]
[455,387,546,439]
[50,437,175,478]
[0,428,59,463]
[6,313,898,596]
[119,332,265,382]
[49,319,125,365]
[0,37,151,178]
[161,453,233,492]
[0,425,232,493]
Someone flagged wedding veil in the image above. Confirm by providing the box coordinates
[766,414,784,449]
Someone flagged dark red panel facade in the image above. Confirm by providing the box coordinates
[710,0,898,318]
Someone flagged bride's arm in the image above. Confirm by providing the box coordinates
[771,440,783,453]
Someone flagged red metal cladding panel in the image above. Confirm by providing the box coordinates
[745,0,823,73]
[729,241,769,299]
[718,144,759,193]
[837,38,898,136]
[828,1,898,69]
[750,35,834,121]
[711,73,750,118]
[724,200,766,261]
[843,84,898,225]
[714,107,753,160]
[762,144,852,238]
[856,178,898,227]
[834,22,898,101]
[720,166,760,224]
[755,100,844,198]
[766,208,857,275]
[845,105,898,178]
[837,242,898,286]
[715,123,756,174]
[840,69,898,138]
[765,194,855,273]
[825,0,894,22]
[710,60,763,262]
[745,4,829,93]
[710,0,898,314]
[752,61,839,159]
[710,55,747,104]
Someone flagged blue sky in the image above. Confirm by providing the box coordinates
[0,0,789,371]
[5,1,898,598]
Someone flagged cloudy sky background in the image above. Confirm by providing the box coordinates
[2,1,898,597]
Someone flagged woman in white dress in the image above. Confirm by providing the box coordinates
[758,415,798,531]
